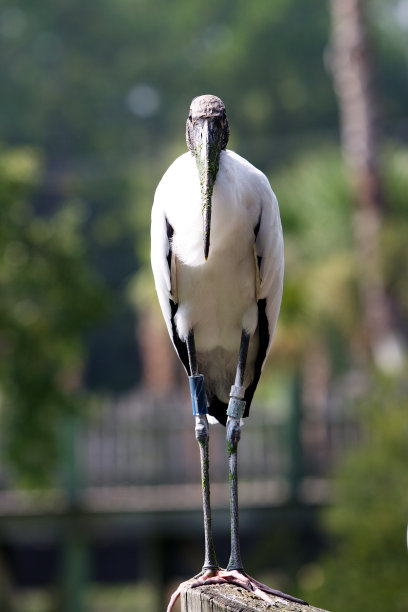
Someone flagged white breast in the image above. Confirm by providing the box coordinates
[166,151,261,353]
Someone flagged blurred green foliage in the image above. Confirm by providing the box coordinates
[270,145,408,370]
[273,149,356,364]
[301,376,408,611]
[382,148,408,327]
[0,0,335,159]
[0,146,106,484]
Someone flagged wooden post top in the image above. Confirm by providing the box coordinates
[181,583,331,612]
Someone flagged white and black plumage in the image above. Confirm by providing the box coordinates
[151,95,304,610]
[151,97,284,425]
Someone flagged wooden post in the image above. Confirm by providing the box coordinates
[288,371,303,501]
[329,0,404,371]
[60,415,89,612]
[181,583,330,612]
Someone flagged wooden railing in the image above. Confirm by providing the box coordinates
[0,389,359,514]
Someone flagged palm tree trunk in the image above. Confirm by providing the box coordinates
[329,0,404,372]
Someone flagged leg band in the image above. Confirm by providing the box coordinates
[189,375,208,415]
[227,397,246,419]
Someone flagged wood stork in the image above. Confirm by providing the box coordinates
[151,95,305,609]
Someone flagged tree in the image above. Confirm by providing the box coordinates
[328,0,405,373]
[0,145,106,483]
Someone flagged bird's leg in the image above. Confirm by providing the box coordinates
[186,331,198,377]
[226,329,249,571]
[195,415,219,571]
[166,333,219,611]
[220,331,308,606]
[187,331,219,572]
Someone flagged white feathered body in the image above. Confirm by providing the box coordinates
[151,149,283,409]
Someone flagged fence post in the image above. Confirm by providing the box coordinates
[288,371,304,501]
[60,414,89,612]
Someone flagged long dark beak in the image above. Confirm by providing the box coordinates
[193,118,222,260]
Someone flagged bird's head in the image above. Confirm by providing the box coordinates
[186,95,229,260]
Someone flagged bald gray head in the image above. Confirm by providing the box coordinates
[186,95,229,153]
[186,95,229,260]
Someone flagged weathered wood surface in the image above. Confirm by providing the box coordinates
[181,583,330,612]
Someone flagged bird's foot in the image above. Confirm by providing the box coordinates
[166,569,215,612]
[166,567,307,611]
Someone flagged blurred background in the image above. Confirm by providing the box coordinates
[0,0,407,610]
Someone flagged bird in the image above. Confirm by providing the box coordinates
[151,95,306,610]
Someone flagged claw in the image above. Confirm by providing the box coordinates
[241,572,308,604]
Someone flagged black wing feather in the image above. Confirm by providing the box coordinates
[243,296,269,417]
[165,218,191,376]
